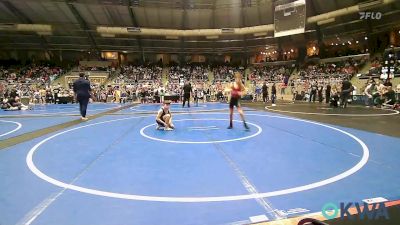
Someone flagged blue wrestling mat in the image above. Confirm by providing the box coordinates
[0,103,399,225]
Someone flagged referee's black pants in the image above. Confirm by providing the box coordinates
[262,93,269,102]
[340,92,350,108]
[77,95,89,117]
[182,94,190,107]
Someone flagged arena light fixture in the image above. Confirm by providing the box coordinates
[16,24,52,32]
[221,28,234,34]
[127,27,141,33]
[37,31,52,36]
[206,35,219,39]
[0,23,15,30]
[317,18,335,25]
[358,0,383,11]
[254,32,268,37]
[166,36,179,39]
[0,23,52,33]
[101,33,116,38]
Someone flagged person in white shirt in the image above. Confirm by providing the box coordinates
[364,80,376,107]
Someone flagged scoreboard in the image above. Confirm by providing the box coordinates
[274,0,306,37]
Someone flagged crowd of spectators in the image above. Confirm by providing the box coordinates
[364,54,400,79]
[115,65,163,84]
[1,64,66,86]
[168,65,208,84]
[0,63,71,110]
[299,58,363,81]
[213,66,244,82]
[249,66,292,83]
[1,57,398,110]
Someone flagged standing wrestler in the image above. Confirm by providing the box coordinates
[227,72,249,130]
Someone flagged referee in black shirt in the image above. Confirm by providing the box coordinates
[182,80,192,108]
[262,82,268,103]
[73,73,92,120]
[340,76,353,108]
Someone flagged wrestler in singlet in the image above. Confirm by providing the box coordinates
[228,72,249,130]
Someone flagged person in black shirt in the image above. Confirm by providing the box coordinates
[309,82,317,102]
[271,83,277,106]
[53,87,60,104]
[139,88,146,104]
[384,79,392,87]
[194,89,199,106]
[317,84,323,103]
[73,73,92,120]
[154,89,160,103]
[182,81,192,108]
[1,98,11,110]
[340,77,354,108]
[7,89,19,107]
[9,88,18,100]
[46,90,53,103]
[325,83,331,104]
[382,86,396,106]
[262,82,269,103]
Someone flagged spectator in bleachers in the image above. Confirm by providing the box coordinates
[382,86,396,108]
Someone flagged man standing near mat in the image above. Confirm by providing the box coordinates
[182,80,192,108]
[309,81,317,102]
[340,76,354,108]
[73,73,92,121]
[325,83,331,104]
[227,72,249,130]
[262,82,269,103]
[271,83,277,106]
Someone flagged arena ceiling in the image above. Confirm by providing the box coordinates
[0,0,399,54]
